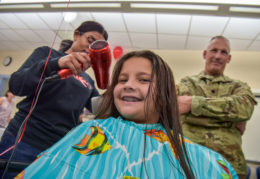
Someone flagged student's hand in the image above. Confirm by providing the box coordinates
[178,96,192,115]
[58,52,91,75]
[236,121,246,135]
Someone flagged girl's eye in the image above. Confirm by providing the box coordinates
[118,79,127,83]
[139,79,151,83]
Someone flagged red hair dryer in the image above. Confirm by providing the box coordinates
[52,40,111,89]
[89,40,111,89]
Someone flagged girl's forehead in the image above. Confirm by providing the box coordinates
[121,57,152,71]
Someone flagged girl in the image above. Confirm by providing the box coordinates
[16,50,237,179]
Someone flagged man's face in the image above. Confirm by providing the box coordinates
[203,38,231,76]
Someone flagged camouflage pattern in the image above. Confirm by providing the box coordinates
[178,72,257,176]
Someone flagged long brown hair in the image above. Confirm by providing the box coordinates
[96,50,194,178]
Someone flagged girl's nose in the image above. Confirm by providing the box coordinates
[123,79,136,91]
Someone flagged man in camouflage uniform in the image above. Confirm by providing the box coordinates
[177,36,257,179]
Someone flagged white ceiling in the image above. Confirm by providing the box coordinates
[0,9,260,52]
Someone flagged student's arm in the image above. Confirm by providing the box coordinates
[9,46,61,96]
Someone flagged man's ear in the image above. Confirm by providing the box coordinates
[203,50,207,59]
[227,54,231,63]
[73,30,81,41]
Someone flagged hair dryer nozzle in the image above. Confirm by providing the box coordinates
[89,40,111,89]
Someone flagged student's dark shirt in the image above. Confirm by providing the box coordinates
[8,46,99,151]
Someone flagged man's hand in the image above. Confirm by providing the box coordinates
[236,122,247,135]
[178,96,192,115]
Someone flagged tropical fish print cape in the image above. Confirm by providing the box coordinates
[16,117,237,179]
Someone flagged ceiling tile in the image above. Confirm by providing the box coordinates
[108,32,131,49]
[186,36,210,50]
[0,31,9,41]
[70,12,93,29]
[1,41,21,50]
[0,29,25,41]
[0,19,8,29]
[15,29,43,42]
[229,39,252,50]
[15,13,49,30]
[124,13,156,33]
[38,12,74,30]
[0,11,260,52]
[130,33,157,49]
[29,42,60,50]
[35,30,62,43]
[257,33,260,40]
[92,12,126,32]
[223,17,260,39]
[58,30,74,40]
[158,34,186,49]
[0,13,28,29]
[157,14,190,35]
[190,15,229,36]
[15,41,34,50]
[0,43,8,50]
[248,40,260,51]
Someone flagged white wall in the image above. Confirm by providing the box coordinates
[242,96,260,163]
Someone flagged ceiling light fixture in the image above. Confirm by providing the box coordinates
[0,3,43,9]
[50,3,121,8]
[1,0,260,6]
[129,0,260,6]
[0,0,64,3]
[230,6,260,13]
[130,3,219,11]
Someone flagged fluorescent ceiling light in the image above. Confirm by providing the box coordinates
[1,0,260,6]
[129,0,260,6]
[131,3,218,11]
[1,0,63,2]
[1,0,119,2]
[0,3,43,8]
[63,12,78,22]
[230,6,260,13]
[51,3,121,8]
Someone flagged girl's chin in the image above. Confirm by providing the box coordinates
[121,115,144,123]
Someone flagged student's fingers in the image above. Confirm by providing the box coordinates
[75,52,91,71]
[58,55,80,75]
[58,52,91,75]
[70,56,83,74]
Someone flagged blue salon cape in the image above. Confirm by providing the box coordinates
[17,117,237,179]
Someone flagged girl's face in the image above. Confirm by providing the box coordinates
[113,57,159,124]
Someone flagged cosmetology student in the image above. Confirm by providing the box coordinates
[16,50,237,179]
[0,21,108,177]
